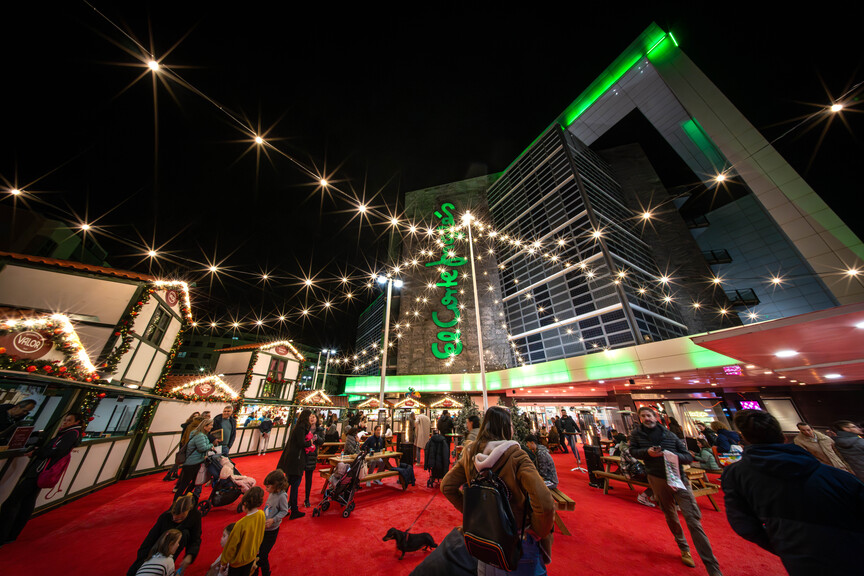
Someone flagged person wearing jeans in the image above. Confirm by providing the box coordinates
[558,409,582,465]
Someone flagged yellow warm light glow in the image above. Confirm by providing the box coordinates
[10,188,21,195]
[147,59,160,71]
[254,136,264,145]
[170,375,238,399]
[320,178,328,187]
[830,103,843,112]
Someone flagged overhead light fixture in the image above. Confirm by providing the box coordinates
[745,364,756,369]
[824,373,842,379]
[775,350,798,358]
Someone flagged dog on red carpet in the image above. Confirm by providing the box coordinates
[382,527,438,560]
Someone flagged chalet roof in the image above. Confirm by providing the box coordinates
[0,251,157,282]
[216,340,304,360]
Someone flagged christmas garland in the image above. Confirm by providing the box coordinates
[100,287,154,374]
[0,317,99,382]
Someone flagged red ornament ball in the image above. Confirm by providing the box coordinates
[54,328,63,334]
[42,365,53,372]
[27,365,37,372]
[58,366,67,373]
[98,392,106,398]
[0,347,5,355]
[85,377,92,382]
[88,416,95,421]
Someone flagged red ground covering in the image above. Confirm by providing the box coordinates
[0,449,787,575]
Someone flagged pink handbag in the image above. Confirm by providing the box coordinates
[37,453,71,489]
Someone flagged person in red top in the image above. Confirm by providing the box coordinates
[0,411,83,545]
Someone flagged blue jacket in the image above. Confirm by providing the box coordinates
[185,431,214,466]
[714,429,741,452]
[722,443,864,575]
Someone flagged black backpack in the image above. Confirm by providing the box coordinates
[462,463,529,571]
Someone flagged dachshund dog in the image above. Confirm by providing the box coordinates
[382,527,438,560]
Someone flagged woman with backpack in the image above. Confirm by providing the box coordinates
[0,411,83,545]
[440,406,555,575]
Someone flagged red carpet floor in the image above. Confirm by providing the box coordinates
[0,449,786,575]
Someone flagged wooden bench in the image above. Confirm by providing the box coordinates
[597,456,720,511]
[549,486,575,536]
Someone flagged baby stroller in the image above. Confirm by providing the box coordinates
[197,453,243,517]
[312,447,369,518]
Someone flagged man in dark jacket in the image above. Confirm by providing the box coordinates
[723,410,864,575]
[559,409,581,464]
[629,407,722,576]
[212,405,236,456]
[832,420,864,481]
[362,425,388,485]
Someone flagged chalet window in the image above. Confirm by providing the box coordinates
[262,357,287,398]
[143,305,172,346]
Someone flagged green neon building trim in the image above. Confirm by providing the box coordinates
[681,118,727,172]
[669,32,679,47]
[558,23,670,128]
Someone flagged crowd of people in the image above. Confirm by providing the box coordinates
[2,397,863,576]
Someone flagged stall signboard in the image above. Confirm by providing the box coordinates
[165,290,179,307]
[0,330,53,359]
[274,345,289,356]
[5,426,34,449]
[193,381,216,397]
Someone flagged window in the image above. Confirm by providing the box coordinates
[262,357,288,398]
[143,305,172,346]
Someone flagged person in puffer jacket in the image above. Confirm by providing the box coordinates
[723,410,864,575]
[302,415,324,508]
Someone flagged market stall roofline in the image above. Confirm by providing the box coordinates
[0,251,157,282]
[0,370,170,399]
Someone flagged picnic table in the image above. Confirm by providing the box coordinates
[598,439,614,453]
[594,455,720,511]
[321,451,409,490]
[317,441,345,459]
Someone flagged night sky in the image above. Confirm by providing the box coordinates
[3,3,862,355]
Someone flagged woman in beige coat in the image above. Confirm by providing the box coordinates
[441,406,555,575]
[414,409,431,464]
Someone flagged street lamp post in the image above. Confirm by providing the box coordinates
[320,349,334,391]
[377,276,403,407]
[311,351,323,389]
[462,211,489,411]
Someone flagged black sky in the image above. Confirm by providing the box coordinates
[3,3,863,354]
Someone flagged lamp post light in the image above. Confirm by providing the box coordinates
[461,211,489,411]
[319,349,335,391]
[311,351,323,389]
[377,275,403,407]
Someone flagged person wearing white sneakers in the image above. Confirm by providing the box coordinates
[629,407,722,576]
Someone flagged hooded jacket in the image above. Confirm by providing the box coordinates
[441,439,555,564]
[722,443,864,575]
[833,431,864,481]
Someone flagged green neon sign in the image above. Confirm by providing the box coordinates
[426,202,466,360]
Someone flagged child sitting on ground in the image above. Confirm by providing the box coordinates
[136,529,182,576]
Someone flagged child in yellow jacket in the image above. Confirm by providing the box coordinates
[221,486,266,575]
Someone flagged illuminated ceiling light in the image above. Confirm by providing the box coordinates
[711,383,718,387]
[845,268,860,277]
[208,265,219,273]
[301,309,309,315]
[659,276,670,284]
[147,59,160,71]
[320,178,328,187]
[254,136,264,145]
[147,250,158,258]
[80,223,91,231]
[10,188,21,195]
[770,276,783,285]
[673,376,681,380]
[591,229,603,239]
[830,103,843,112]
[763,371,773,375]
[358,204,367,213]
[304,279,313,287]
[719,308,728,315]
[715,173,727,182]
[711,277,722,284]
[210,322,217,327]
[642,211,652,220]
[824,373,842,379]
[191,321,198,327]
[324,301,331,308]
[278,315,285,321]
[774,350,798,358]
[598,380,605,384]
[638,288,646,294]
[662,295,673,303]
[231,322,239,328]
[390,218,399,226]
[692,302,701,309]
[747,312,758,320]
[255,320,263,326]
